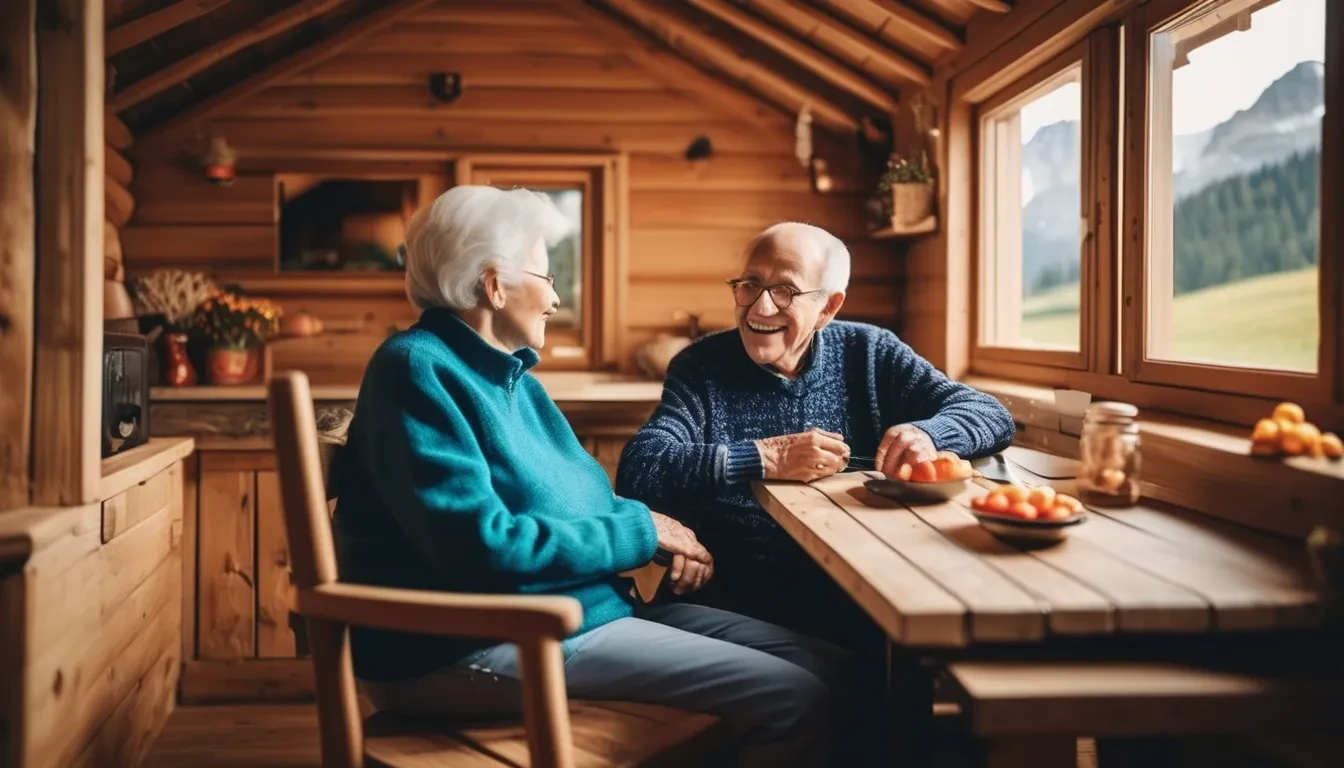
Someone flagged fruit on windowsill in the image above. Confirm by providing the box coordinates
[1249,402,1341,461]
[971,486,1082,521]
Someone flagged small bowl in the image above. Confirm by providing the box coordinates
[972,510,1087,544]
[864,476,972,505]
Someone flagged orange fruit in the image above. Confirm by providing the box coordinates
[1322,433,1344,460]
[1056,493,1082,513]
[1250,418,1280,443]
[1298,422,1323,458]
[970,496,988,512]
[985,493,1010,513]
[937,450,961,461]
[911,462,938,483]
[931,457,959,481]
[1273,402,1305,425]
[1027,486,1057,513]
[897,463,914,481]
[1009,501,1039,520]
[1047,505,1075,520]
[1278,422,1306,456]
[999,485,1028,504]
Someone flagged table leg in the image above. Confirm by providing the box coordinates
[979,736,1076,768]
[886,640,935,766]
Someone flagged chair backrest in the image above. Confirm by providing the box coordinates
[268,371,364,768]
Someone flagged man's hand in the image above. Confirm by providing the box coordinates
[875,424,937,478]
[669,552,713,595]
[650,511,711,563]
[756,429,851,482]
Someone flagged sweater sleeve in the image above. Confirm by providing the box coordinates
[363,350,658,584]
[615,354,761,508]
[878,334,1016,458]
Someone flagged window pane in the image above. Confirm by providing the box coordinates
[980,66,1084,351]
[1147,0,1323,372]
[543,189,584,334]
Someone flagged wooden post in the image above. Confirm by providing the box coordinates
[32,0,103,506]
[0,0,36,511]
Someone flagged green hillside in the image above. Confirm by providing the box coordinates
[1018,267,1318,371]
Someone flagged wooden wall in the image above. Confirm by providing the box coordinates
[124,0,903,382]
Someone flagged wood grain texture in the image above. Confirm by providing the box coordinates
[256,471,297,658]
[101,460,178,543]
[32,0,103,507]
[105,0,237,55]
[197,470,256,660]
[0,0,36,511]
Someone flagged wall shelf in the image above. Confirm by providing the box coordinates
[870,216,937,239]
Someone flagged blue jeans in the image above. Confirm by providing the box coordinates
[359,602,854,767]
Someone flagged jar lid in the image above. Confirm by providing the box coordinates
[1086,401,1138,420]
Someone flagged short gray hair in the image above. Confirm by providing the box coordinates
[404,185,572,313]
[745,221,851,293]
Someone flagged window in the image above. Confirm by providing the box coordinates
[1140,0,1325,380]
[277,176,418,272]
[978,56,1086,360]
[968,0,1338,413]
[457,155,625,370]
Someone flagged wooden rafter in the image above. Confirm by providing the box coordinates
[852,0,963,51]
[682,0,899,113]
[105,0,238,56]
[964,0,1013,12]
[108,0,346,113]
[601,0,857,132]
[141,0,439,142]
[562,0,790,133]
[737,0,930,87]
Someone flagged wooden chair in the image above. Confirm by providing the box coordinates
[266,371,728,767]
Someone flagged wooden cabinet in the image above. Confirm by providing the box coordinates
[180,433,636,703]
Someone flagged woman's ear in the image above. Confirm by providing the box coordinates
[481,267,506,310]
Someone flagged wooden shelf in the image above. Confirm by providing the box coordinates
[100,437,196,500]
[870,216,937,239]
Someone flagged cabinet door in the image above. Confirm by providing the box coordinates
[197,470,255,660]
[256,471,299,658]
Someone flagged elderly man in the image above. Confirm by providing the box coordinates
[615,221,1015,646]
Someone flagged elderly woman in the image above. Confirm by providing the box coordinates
[331,186,849,767]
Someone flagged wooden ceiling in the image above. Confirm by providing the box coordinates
[106,0,1011,139]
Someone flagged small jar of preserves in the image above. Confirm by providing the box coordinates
[1077,401,1141,507]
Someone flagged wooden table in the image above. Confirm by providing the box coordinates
[752,445,1324,763]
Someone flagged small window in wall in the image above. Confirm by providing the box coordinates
[458,156,623,370]
[1143,0,1324,374]
[977,57,1086,361]
[277,176,418,272]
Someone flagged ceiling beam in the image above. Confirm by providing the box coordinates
[600,0,858,133]
[858,0,963,51]
[108,0,346,113]
[737,0,930,87]
[964,0,1013,12]
[141,0,438,143]
[105,0,238,56]
[682,0,899,114]
[562,0,790,133]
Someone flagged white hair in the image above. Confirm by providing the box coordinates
[745,221,851,293]
[404,185,573,313]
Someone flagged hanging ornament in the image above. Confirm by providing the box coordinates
[794,106,813,168]
[202,136,237,186]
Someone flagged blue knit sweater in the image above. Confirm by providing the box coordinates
[615,321,1015,586]
[333,308,658,682]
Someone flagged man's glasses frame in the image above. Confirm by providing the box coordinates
[726,278,824,310]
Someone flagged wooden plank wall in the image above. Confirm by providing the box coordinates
[3,471,185,767]
[124,0,903,378]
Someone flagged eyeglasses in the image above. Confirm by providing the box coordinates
[726,278,824,310]
[522,270,555,286]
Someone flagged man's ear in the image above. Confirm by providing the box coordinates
[814,290,847,330]
[481,267,506,310]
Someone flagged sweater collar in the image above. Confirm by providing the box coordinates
[416,307,540,390]
[745,324,829,392]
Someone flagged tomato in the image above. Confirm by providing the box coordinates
[999,485,1027,504]
[1009,501,1038,520]
[931,457,959,482]
[970,496,988,512]
[1046,505,1074,520]
[911,462,938,483]
[985,493,1010,514]
[1027,486,1057,514]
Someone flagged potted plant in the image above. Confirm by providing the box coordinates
[191,290,281,385]
[876,153,935,228]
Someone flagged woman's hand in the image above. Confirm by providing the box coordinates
[650,511,711,563]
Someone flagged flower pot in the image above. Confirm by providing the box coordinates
[889,182,934,227]
[162,333,197,387]
[207,346,260,385]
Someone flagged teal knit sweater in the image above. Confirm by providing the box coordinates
[332,308,659,682]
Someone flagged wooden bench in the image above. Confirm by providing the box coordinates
[947,659,1344,767]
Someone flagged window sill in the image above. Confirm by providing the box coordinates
[966,375,1344,539]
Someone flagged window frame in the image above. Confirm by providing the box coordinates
[1123,0,1336,401]
[973,43,1093,371]
[455,153,628,371]
[960,0,1342,427]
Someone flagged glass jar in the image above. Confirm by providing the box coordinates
[1077,401,1141,507]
